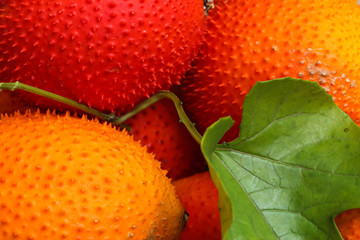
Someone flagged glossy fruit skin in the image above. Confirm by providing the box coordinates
[0,111,185,239]
[0,0,205,113]
[173,171,221,240]
[180,0,360,141]
[125,98,207,180]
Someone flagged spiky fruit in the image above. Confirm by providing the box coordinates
[0,111,185,239]
[180,0,360,141]
[0,0,205,113]
[173,171,221,240]
[125,98,207,180]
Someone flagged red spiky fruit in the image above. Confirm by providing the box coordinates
[125,98,207,180]
[0,0,205,113]
[180,0,360,141]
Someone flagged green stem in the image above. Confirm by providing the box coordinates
[0,81,114,120]
[113,91,203,144]
[0,81,202,144]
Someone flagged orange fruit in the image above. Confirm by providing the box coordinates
[0,111,185,239]
[173,171,221,240]
[336,209,360,240]
[180,0,360,141]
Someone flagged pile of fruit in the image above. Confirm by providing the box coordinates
[1,0,360,239]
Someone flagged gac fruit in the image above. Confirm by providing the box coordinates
[0,111,185,239]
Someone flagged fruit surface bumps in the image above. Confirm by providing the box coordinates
[125,98,207,180]
[173,171,221,240]
[0,0,205,113]
[0,111,185,239]
[180,0,360,141]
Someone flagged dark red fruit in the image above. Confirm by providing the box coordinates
[125,98,207,180]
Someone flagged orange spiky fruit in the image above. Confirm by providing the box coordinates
[173,171,221,240]
[180,0,360,141]
[0,111,185,239]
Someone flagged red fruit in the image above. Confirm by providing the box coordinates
[173,171,221,240]
[180,0,360,141]
[0,90,32,114]
[335,209,360,240]
[125,98,207,180]
[0,0,205,113]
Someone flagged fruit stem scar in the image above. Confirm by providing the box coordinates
[0,82,203,144]
[204,0,215,15]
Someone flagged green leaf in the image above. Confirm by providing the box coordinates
[201,77,360,240]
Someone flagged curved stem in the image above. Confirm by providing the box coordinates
[0,82,202,143]
[113,91,203,144]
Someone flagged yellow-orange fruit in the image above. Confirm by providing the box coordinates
[335,209,360,240]
[180,0,360,141]
[0,111,185,239]
[173,171,221,240]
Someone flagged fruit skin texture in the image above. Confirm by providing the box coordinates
[125,98,207,180]
[173,171,221,240]
[180,0,360,141]
[0,0,205,113]
[335,209,360,240]
[0,111,185,239]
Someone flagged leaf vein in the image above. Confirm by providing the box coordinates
[261,209,329,236]
[213,152,280,240]
[216,148,360,177]
[233,112,337,148]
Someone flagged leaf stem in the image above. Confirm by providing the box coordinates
[0,81,202,143]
